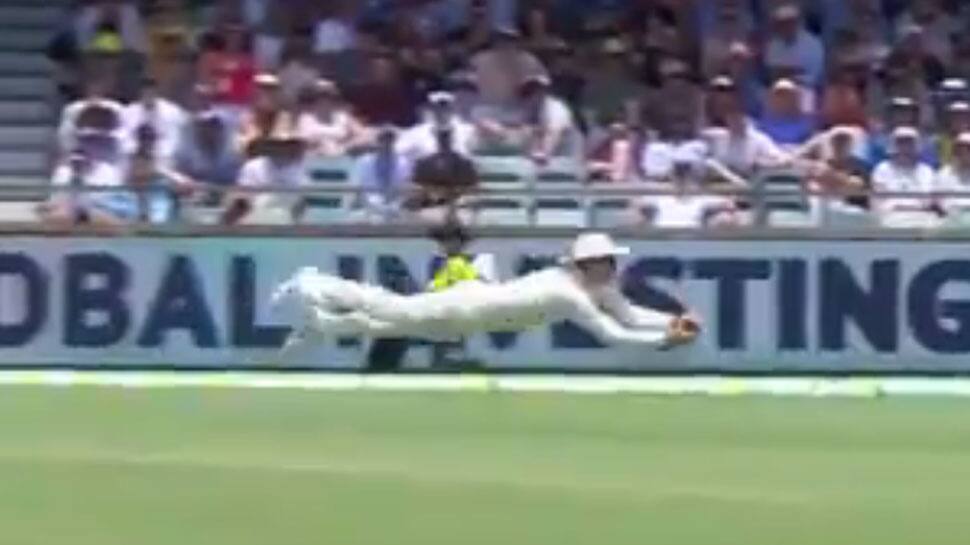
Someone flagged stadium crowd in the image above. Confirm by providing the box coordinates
[39,0,970,228]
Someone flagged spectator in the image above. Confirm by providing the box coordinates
[891,24,945,89]
[867,97,938,167]
[407,145,480,224]
[125,124,193,223]
[893,0,954,65]
[277,36,320,107]
[295,79,368,157]
[38,134,127,227]
[348,52,420,126]
[700,0,756,78]
[764,4,825,87]
[122,76,187,167]
[197,23,257,127]
[937,132,970,215]
[871,126,939,226]
[516,74,583,163]
[819,63,869,129]
[75,0,148,54]
[937,101,970,167]
[313,0,358,54]
[224,135,309,224]
[711,41,765,118]
[811,126,871,209]
[351,126,413,223]
[174,111,242,202]
[471,27,548,119]
[758,79,815,149]
[633,146,738,229]
[588,115,639,183]
[582,37,645,129]
[57,78,124,159]
[236,73,294,156]
[397,92,479,161]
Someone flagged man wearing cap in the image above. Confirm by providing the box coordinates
[936,132,970,215]
[871,126,939,226]
[396,91,480,161]
[224,134,309,224]
[758,78,815,148]
[273,233,701,350]
[764,4,824,87]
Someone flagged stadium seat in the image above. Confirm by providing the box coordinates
[467,196,529,226]
[473,156,533,188]
[590,197,634,228]
[533,196,586,227]
[535,157,585,186]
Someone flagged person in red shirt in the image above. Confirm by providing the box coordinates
[197,23,256,128]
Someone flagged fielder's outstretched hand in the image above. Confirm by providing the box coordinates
[660,313,702,350]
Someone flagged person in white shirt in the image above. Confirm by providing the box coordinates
[936,132,970,214]
[516,74,583,162]
[702,121,788,179]
[350,126,414,223]
[122,76,187,167]
[871,126,939,227]
[636,146,737,228]
[223,135,309,224]
[38,132,129,227]
[396,91,479,161]
[294,79,367,157]
[57,79,124,158]
[272,232,701,351]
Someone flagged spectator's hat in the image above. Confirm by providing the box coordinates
[891,126,920,141]
[771,78,800,94]
[728,41,752,59]
[254,72,280,87]
[941,78,968,92]
[562,233,630,264]
[949,101,970,113]
[709,75,736,90]
[956,132,970,146]
[889,96,917,109]
[315,78,340,97]
[900,23,924,38]
[519,74,552,95]
[772,4,801,20]
[602,37,628,55]
[428,91,456,105]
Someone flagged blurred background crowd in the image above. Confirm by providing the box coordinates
[39,0,970,229]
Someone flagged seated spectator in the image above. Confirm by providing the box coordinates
[397,92,479,161]
[819,63,869,129]
[515,75,583,163]
[891,24,945,89]
[38,135,127,227]
[295,79,368,157]
[764,4,825,87]
[711,42,765,118]
[57,78,124,159]
[936,132,970,215]
[894,0,955,66]
[588,115,639,183]
[758,79,815,149]
[174,111,242,202]
[125,124,194,223]
[470,27,548,120]
[406,145,480,224]
[313,0,358,54]
[197,23,257,127]
[867,97,938,167]
[348,52,420,127]
[350,126,414,223]
[122,76,186,167]
[871,126,939,226]
[633,147,739,229]
[935,101,970,168]
[236,73,294,156]
[582,38,644,129]
[700,0,755,78]
[75,0,148,54]
[223,135,309,225]
[810,126,871,209]
[278,36,320,107]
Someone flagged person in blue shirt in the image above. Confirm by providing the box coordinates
[866,96,940,168]
[757,78,815,147]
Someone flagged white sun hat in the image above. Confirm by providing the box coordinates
[563,233,631,264]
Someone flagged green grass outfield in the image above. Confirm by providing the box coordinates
[1,385,969,545]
